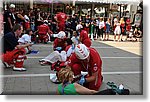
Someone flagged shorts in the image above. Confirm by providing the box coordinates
[105,29,110,33]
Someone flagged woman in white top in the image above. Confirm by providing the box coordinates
[18,29,33,53]
[114,18,121,41]
[99,17,105,40]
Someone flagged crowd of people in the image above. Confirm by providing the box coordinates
[2,4,134,95]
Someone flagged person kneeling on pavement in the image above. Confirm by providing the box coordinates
[67,44,103,91]
[2,24,32,71]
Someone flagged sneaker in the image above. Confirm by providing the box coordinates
[13,67,26,71]
[3,62,12,68]
[39,59,45,62]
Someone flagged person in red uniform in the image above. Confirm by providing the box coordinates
[76,24,91,47]
[67,44,103,91]
[39,31,67,66]
[53,31,67,51]
[2,24,32,71]
[37,20,52,43]
[55,9,67,32]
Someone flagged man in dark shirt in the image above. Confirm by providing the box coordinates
[4,4,16,34]
[2,24,32,71]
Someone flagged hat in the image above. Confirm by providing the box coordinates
[9,4,15,8]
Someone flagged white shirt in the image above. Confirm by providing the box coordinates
[99,21,105,29]
[24,15,30,22]
[18,34,31,44]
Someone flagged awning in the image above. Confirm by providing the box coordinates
[76,0,141,5]
[3,0,142,5]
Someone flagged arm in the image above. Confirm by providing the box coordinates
[85,71,97,83]
[74,83,98,95]
[17,14,25,20]
[16,43,32,49]
[8,17,13,29]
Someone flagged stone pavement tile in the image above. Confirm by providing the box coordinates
[3,68,13,75]
[30,77,48,95]
[102,58,142,72]
[103,74,142,95]
[2,77,15,95]
[44,76,57,95]
[3,77,15,90]
[2,90,13,95]
[12,77,30,94]
[97,48,140,57]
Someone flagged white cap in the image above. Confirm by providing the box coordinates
[76,24,83,31]
[57,31,66,39]
[75,44,90,60]
[9,4,15,8]
[44,20,48,24]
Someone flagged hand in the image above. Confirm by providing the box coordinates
[78,76,86,85]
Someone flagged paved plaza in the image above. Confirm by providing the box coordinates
[1,37,143,95]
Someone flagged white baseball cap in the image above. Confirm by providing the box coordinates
[9,4,15,8]
[57,31,66,39]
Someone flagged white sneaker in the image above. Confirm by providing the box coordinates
[13,67,26,71]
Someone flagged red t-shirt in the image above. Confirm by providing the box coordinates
[80,30,91,47]
[56,12,67,24]
[53,38,67,50]
[68,48,102,75]
[38,24,50,35]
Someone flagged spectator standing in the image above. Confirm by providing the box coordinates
[125,18,131,41]
[99,17,105,40]
[120,18,125,41]
[113,18,121,41]
[104,18,111,41]
[4,4,16,34]
[95,17,100,39]
[55,9,67,32]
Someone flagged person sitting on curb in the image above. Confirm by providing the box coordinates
[2,24,32,71]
